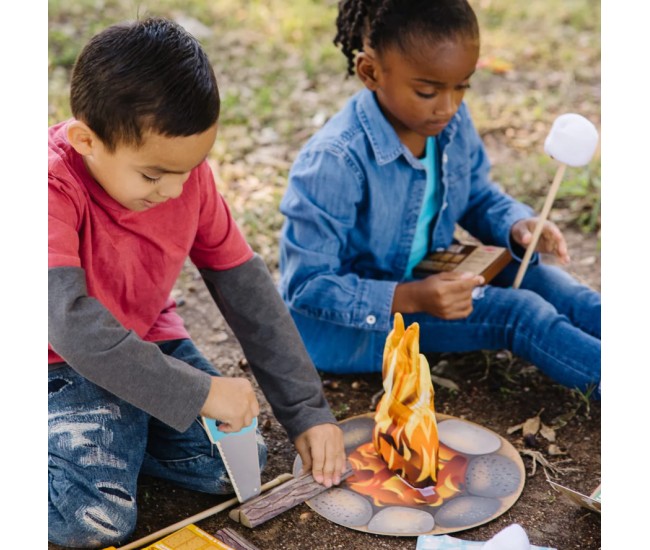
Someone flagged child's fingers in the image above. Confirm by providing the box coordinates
[541,223,570,262]
[308,442,328,486]
[295,438,313,477]
[511,219,533,246]
[438,271,485,286]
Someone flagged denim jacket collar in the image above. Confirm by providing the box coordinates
[355,88,462,169]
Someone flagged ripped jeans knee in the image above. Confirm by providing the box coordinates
[48,366,148,547]
[49,456,138,548]
[48,343,256,547]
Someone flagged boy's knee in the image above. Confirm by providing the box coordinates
[49,497,137,548]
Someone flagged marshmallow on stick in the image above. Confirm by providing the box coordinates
[512,113,599,289]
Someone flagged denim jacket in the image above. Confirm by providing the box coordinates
[279,89,534,370]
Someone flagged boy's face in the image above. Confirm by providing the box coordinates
[358,36,479,155]
[75,123,219,212]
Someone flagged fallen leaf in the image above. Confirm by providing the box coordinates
[522,415,541,437]
[548,444,567,456]
[507,422,524,434]
[431,374,460,391]
[540,423,557,442]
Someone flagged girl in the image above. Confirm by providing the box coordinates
[279,0,600,396]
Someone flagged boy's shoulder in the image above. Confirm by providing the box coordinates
[48,120,89,204]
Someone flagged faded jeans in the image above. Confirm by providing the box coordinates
[293,261,600,396]
[407,262,601,395]
[48,339,267,549]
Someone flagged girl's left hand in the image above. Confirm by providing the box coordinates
[510,217,570,265]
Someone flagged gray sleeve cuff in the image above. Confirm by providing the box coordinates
[200,255,337,440]
[48,267,211,432]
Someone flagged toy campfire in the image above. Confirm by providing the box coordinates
[373,313,440,490]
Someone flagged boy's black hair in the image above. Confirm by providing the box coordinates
[70,17,220,152]
[334,0,479,76]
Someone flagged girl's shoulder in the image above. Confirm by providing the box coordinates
[300,91,368,153]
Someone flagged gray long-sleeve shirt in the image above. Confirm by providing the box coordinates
[48,254,337,438]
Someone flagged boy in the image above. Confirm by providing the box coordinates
[48,17,345,548]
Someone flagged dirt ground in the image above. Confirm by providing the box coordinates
[48,228,600,550]
[47,1,602,547]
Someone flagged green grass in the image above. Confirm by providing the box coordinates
[49,0,600,257]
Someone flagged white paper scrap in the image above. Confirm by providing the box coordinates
[416,534,557,550]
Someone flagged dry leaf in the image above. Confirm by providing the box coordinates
[522,415,541,437]
[431,374,460,391]
[507,422,524,434]
[548,444,567,456]
[540,423,557,442]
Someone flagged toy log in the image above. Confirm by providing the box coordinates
[215,527,262,550]
[229,465,354,528]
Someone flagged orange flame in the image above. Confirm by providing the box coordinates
[372,313,440,488]
[348,441,467,507]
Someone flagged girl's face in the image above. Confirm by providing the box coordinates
[359,35,479,156]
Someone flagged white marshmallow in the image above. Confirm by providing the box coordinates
[544,113,599,167]
[482,523,530,549]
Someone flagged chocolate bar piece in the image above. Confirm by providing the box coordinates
[413,243,512,284]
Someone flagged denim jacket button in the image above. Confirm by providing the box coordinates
[366,315,377,325]
[442,153,449,164]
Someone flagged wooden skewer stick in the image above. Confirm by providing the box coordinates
[512,162,567,289]
[113,473,293,550]
[230,465,354,529]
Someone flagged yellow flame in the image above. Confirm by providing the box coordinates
[373,313,439,488]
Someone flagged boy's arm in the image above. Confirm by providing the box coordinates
[199,254,338,442]
[48,266,211,432]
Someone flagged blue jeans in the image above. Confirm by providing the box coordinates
[405,262,601,395]
[48,339,267,549]
[296,262,600,396]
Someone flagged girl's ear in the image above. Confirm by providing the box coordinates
[356,50,380,91]
[66,120,99,156]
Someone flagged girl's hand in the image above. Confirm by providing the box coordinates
[511,217,570,264]
[393,271,484,320]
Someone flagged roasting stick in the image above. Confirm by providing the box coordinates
[512,113,599,289]
[512,163,566,289]
[107,473,293,550]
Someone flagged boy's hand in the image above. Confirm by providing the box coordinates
[294,423,346,488]
[511,217,570,264]
[200,376,260,432]
[394,272,484,320]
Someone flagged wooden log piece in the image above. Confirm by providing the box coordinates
[230,465,354,528]
[215,527,262,550]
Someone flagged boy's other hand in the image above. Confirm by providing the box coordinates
[294,423,346,488]
[511,217,570,265]
[200,376,260,432]
[394,272,484,320]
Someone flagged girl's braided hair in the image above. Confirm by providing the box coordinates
[334,0,479,76]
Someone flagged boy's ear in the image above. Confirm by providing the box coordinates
[356,51,380,91]
[67,120,100,156]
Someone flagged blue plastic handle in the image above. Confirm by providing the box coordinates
[203,416,258,443]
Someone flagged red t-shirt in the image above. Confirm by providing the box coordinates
[48,120,253,364]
